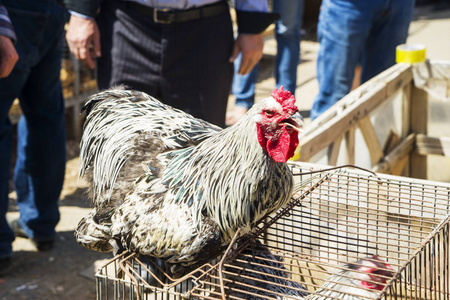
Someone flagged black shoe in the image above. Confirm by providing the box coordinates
[8,218,55,252]
[34,239,54,252]
[0,256,12,276]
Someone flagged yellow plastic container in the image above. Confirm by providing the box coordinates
[396,44,426,63]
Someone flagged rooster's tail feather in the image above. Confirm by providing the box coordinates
[75,210,114,253]
[81,85,130,116]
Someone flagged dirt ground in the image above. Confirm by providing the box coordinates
[1,141,111,300]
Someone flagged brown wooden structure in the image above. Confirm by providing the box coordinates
[298,61,450,182]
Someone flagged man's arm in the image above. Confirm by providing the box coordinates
[64,0,103,69]
[63,0,103,18]
[65,15,101,69]
[229,33,264,75]
[230,0,279,75]
[0,5,18,78]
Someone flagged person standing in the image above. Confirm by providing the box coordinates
[227,0,304,126]
[0,0,68,274]
[64,0,277,128]
[310,0,415,120]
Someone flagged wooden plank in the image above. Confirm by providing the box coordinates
[358,115,384,166]
[382,130,400,156]
[416,134,450,157]
[299,85,386,161]
[372,133,416,173]
[401,83,412,139]
[328,134,343,166]
[68,105,82,141]
[345,126,356,165]
[410,85,428,179]
[380,131,409,176]
[300,63,412,162]
[390,155,409,176]
[385,64,413,100]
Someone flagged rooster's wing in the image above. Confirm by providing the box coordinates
[80,88,221,207]
[76,88,222,258]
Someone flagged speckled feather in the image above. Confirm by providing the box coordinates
[75,87,296,275]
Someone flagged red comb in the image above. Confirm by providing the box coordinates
[271,87,297,111]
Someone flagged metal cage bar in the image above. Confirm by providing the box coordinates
[95,162,450,300]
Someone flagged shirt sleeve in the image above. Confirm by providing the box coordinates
[0,5,16,43]
[234,0,267,12]
[68,10,94,20]
[63,0,103,18]
[234,0,279,34]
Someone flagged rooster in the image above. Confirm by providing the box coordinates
[225,247,395,300]
[75,86,303,277]
[308,255,395,300]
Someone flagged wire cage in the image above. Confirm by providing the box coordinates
[95,162,450,300]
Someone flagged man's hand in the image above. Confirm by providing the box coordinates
[0,35,18,78]
[229,33,264,75]
[66,15,101,69]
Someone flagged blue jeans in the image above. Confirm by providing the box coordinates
[0,0,67,258]
[310,0,415,120]
[232,0,304,109]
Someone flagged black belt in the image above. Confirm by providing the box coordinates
[127,1,228,24]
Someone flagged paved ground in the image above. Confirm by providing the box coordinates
[1,4,449,300]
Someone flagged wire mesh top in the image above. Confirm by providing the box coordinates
[96,162,450,300]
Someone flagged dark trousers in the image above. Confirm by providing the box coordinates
[0,0,67,258]
[96,0,234,128]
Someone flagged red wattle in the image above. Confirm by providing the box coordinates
[256,124,266,150]
[266,127,299,163]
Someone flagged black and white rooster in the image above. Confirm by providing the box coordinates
[75,86,303,277]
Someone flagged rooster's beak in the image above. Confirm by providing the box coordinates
[283,111,304,133]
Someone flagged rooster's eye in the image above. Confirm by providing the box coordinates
[264,110,276,117]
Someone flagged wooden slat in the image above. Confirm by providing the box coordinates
[327,134,343,166]
[382,130,407,176]
[401,83,412,139]
[299,63,412,162]
[358,115,384,166]
[299,86,386,161]
[390,155,409,176]
[372,133,416,173]
[410,85,428,179]
[383,131,401,156]
[416,134,450,157]
[385,64,414,100]
[345,125,356,165]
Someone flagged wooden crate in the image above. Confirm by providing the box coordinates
[298,61,450,182]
